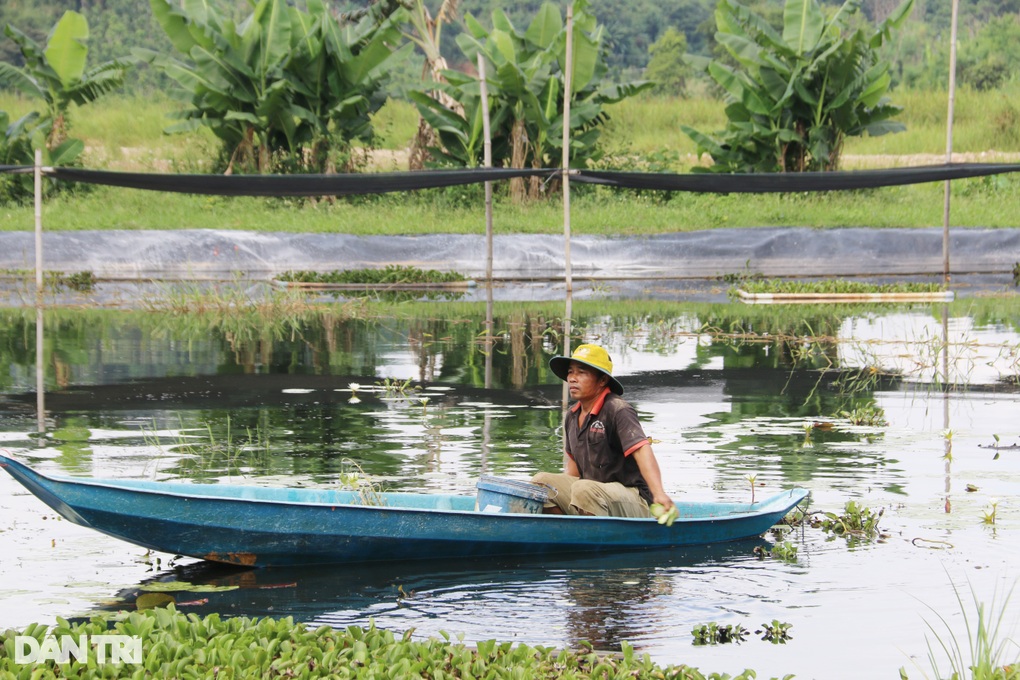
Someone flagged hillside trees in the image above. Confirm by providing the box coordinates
[143,0,412,174]
[644,27,689,96]
[682,0,914,173]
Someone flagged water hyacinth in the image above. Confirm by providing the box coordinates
[0,607,767,679]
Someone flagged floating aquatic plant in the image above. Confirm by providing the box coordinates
[0,607,772,679]
[816,500,884,542]
[736,279,946,295]
[754,541,799,563]
[758,620,794,644]
[839,405,889,427]
[277,265,468,285]
[692,622,749,645]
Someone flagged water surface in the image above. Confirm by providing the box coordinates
[1,297,1018,679]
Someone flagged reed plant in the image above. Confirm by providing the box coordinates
[904,578,1019,680]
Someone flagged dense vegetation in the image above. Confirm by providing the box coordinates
[3,1,1020,230]
[3,0,1020,92]
[0,608,758,679]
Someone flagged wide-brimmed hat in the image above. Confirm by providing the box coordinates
[549,344,624,395]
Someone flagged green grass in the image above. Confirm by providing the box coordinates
[601,87,1020,164]
[4,175,1019,234]
[4,89,1020,234]
[904,578,1020,680]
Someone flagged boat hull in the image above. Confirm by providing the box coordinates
[1,455,809,567]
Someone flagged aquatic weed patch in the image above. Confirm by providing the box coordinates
[815,500,885,543]
[0,607,777,679]
[735,279,947,295]
[278,265,468,286]
[0,269,97,293]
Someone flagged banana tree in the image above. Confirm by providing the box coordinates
[0,10,128,150]
[403,0,462,170]
[410,0,651,200]
[682,0,914,173]
[144,0,411,174]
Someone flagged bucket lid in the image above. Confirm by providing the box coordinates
[476,475,550,502]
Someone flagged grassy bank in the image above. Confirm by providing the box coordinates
[2,89,1020,234]
[3,175,1018,234]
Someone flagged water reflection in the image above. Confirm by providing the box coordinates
[95,542,766,652]
[2,300,1018,493]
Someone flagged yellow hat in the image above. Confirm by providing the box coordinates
[549,344,624,395]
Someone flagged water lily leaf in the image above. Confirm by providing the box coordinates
[136,592,176,609]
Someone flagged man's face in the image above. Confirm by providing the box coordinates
[566,361,607,401]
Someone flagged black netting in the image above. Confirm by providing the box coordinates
[5,162,1020,195]
[573,163,1020,193]
[44,167,553,197]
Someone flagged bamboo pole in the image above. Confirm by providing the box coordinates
[561,5,574,411]
[34,149,45,436]
[943,0,960,285]
[478,53,494,290]
[477,51,493,393]
[34,149,43,297]
[562,5,573,299]
[478,53,495,393]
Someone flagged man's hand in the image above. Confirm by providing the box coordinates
[649,502,679,526]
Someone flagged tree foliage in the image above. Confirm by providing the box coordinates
[141,0,412,174]
[0,10,127,202]
[6,0,1020,94]
[682,0,914,173]
[644,27,689,96]
[410,0,651,201]
[0,10,128,148]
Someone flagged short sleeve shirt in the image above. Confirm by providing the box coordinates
[564,388,652,502]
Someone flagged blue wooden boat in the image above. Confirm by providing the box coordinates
[1,454,809,567]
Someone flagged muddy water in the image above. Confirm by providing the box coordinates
[0,299,1018,679]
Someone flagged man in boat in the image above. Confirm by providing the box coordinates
[533,344,675,518]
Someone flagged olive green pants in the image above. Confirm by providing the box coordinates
[531,472,650,518]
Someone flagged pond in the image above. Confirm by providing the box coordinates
[1,292,1018,679]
